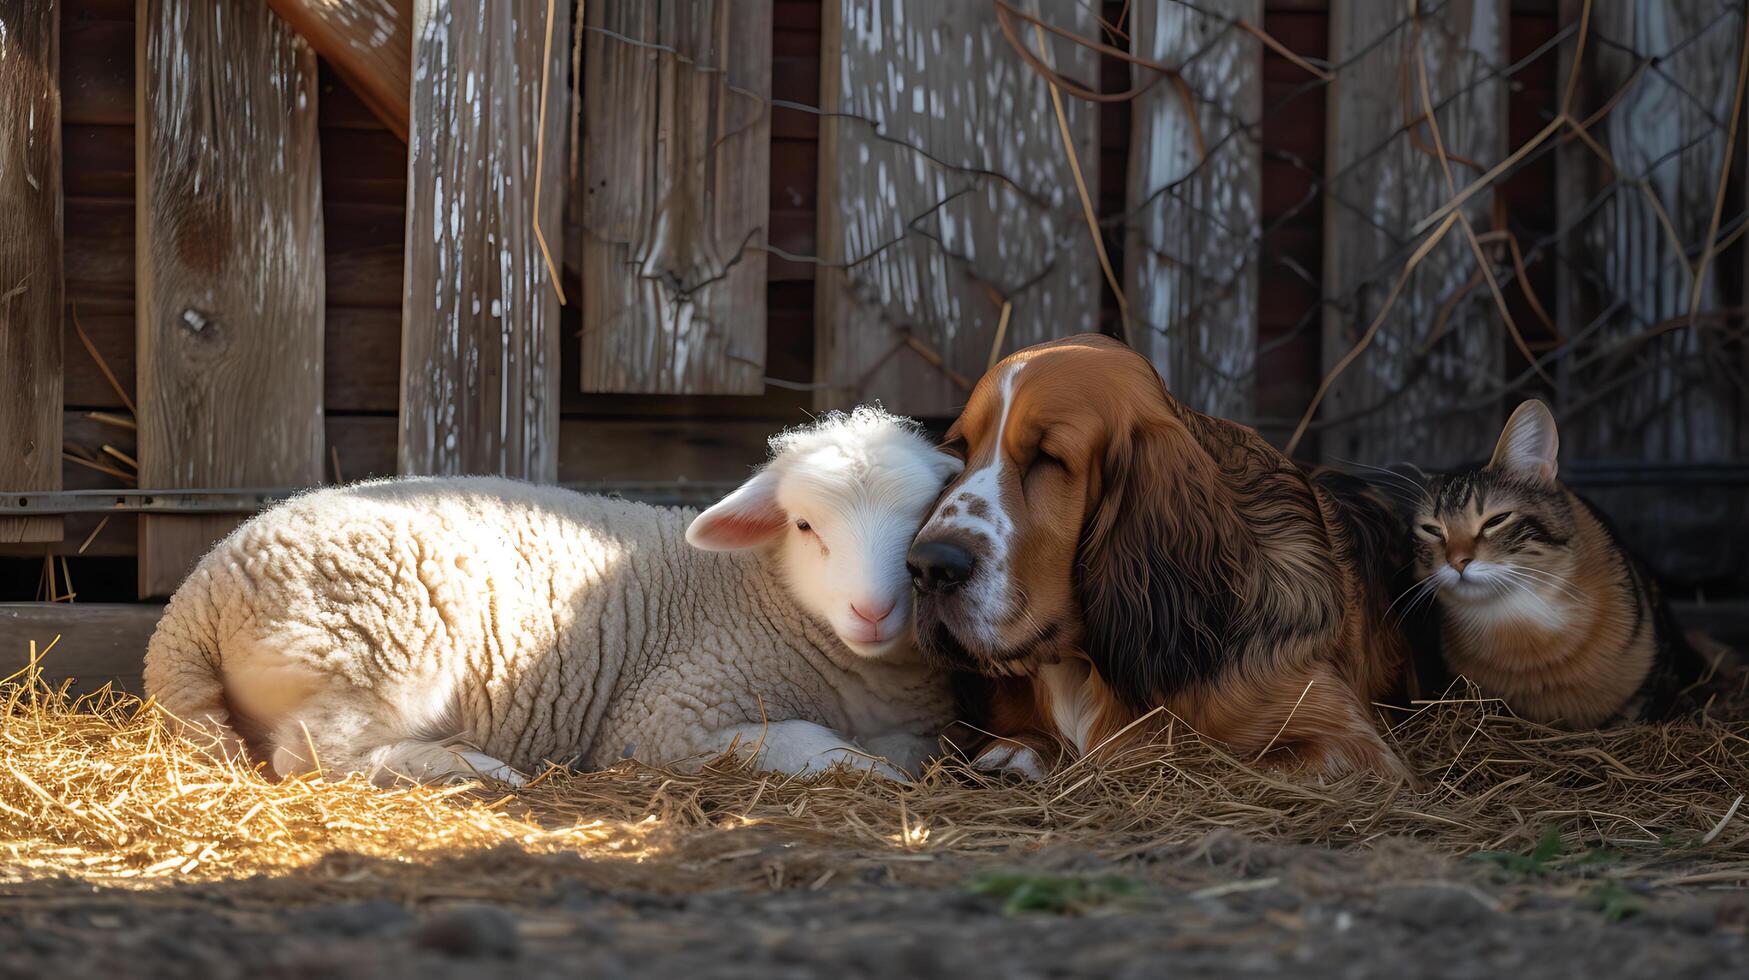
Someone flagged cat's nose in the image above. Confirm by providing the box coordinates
[1449,555,1473,573]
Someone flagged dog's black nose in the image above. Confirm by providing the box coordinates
[908,539,976,594]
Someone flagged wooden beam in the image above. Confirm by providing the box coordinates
[1125,0,1262,420]
[346,414,779,487]
[267,0,411,140]
[813,0,1101,415]
[1320,1,1506,466]
[0,0,65,544]
[4,411,787,557]
[400,0,569,480]
[0,603,161,695]
[578,0,773,394]
[136,0,326,597]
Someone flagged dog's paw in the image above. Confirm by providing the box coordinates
[973,743,1048,781]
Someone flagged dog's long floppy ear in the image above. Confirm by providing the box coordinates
[1075,412,1249,710]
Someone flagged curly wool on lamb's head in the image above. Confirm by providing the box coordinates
[690,406,962,658]
[765,405,926,458]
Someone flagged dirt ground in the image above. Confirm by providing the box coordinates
[5,827,1747,979]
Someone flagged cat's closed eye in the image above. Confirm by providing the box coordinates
[1419,523,1443,538]
[1480,512,1512,534]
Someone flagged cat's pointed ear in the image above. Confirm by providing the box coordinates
[1488,399,1560,485]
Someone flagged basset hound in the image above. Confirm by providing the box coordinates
[908,334,1418,779]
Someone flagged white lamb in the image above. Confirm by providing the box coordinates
[142,408,962,785]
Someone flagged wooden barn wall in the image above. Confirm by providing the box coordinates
[4,0,1746,603]
[811,0,1102,415]
[0,0,65,546]
[577,0,774,395]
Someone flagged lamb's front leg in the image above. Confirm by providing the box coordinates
[710,720,908,780]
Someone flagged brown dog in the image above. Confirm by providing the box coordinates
[908,334,1415,779]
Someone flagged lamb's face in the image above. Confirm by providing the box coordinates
[772,441,960,656]
[687,408,961,659]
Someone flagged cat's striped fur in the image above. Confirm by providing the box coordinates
[1406,401,1704,727]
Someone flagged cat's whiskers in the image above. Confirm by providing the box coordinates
[1503,563,1585,597]
[1477,567,1572,630]
[1334,457,1434,509]
[1401,581,1445,623]
[1496,564,1585,606]
[1385,571,1441,624]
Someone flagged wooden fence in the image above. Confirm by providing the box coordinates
[1,0,1745,605]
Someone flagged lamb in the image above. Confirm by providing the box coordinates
[142,407,963,785]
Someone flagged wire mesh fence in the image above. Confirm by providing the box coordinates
[609,0,1747,476]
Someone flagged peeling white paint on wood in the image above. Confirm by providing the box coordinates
[267,0,411,140]
[136,0,324,593]
[1126,0,1260,420]
[815,0,1100,414]
[137,0,325,489]
[400,0,568,480]
[1321,0,1506,466]
[0,0,64,544]
[1563,1,1743,462]
[579,0,772,395]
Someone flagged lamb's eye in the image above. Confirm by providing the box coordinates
[794,519,812,533]
[1419,523,1443,538]
[1480,512,1512,533]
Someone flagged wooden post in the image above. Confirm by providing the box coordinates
[267,0,411,141]
[1321,2,1506,466]
[813,0,1100,415]
[1126,0,1261,420]
[0,0,65,545]
[578,0,773,394]
[1557,2,1744,463]
[400,0,568,480]
[136,0,325,597]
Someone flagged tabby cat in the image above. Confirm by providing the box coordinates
[1407,400,1703,726]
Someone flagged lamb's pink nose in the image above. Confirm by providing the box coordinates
[851,599,896,625]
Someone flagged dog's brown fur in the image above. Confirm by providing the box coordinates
[921,335,1415,778]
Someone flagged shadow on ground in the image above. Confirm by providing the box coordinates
[5,825,1749,979]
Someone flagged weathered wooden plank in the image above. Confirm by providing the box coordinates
[1559,1,1745,463]
[325,202,404,307]
[1125,0,1262,420]
[813,0,1101,415]
[343,414,782,487]
[400,0,569,479]
[0,603,160,695]
[62,197,134,308]
[3,603,152,689]
[1320,1,1507,466]
[0,0,65,544]
[578,0,773,394]
[267,0,411,140]
[136,0,325,597]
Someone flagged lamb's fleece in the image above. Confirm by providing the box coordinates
[143,415,959,783]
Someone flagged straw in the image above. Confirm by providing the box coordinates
[5,652,1748,896]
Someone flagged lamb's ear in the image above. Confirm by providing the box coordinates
[687,468,788,551]
[1487,399,1560,486]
